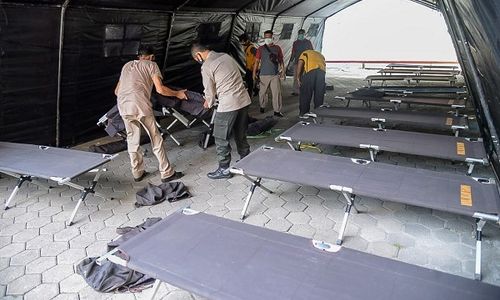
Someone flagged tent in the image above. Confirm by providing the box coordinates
[1,0,500,177]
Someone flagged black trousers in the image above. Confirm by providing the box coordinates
[212,105,250,168]
[244,69,258,97]
[299,69,326,115]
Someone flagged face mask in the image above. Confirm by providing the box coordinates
[298,34,305,40]
[264,38,273,45]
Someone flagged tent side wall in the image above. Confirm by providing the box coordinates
[439,0,500,179]
[59,6,171,145]
[0,4,60,145]
[163,12,234,92]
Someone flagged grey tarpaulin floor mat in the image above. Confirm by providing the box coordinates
[345,95,466,107]
[278,122,486,163]
[0,142,112,180]
[232,147,500,217]
[312,106,468,131]
[116,210,500,300]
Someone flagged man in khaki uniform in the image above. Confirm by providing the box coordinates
[115,45,186,182]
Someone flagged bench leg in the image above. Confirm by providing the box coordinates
[467,163,475,176]
[474,219,486,280]
[67,168,104,226]
[337,192,355,245]
[4,175,31,210]
[241,177,262,220]
[149,279,162,300]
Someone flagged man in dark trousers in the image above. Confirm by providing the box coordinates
[115,45,185,182]
[289,29,313,96]
[253,30,285,117]
[191,41,252,179]
[238,33,258,97]
[295,49,326,117]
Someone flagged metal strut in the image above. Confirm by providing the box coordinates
[336,191,356,245]
[240,176,273,220]
[474,219,486,280]
[4,175,32,210]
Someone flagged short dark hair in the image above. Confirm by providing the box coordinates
[264,30,273,36]
[138,45,154,56]
[239,33,249,42]
[191,40,210,54]
[298,29,305,34]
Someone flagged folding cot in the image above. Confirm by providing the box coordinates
[98,91,212,147]
[304,106,469,135]
[366,74,458,86]
[230,146,500,280]
[386,63,460,70]
[98,209,500,299]
[276,122,487,175]
[336,95,466,112]
[379,68,461,76]
[373,85,467,96]
[0,142,116,225]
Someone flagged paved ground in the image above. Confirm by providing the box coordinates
[1,77,499,299]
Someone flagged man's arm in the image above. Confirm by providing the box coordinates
[152,75,187,100]
[114,81,120,96]
[201,66,216,109]
[277,46,285,77]
[253,59,261,81]
[295,59,305,86]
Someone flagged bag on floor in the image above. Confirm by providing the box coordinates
[247,116,278,136]
[135,182,190,207]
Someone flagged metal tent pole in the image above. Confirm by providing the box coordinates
[56,0,71,146]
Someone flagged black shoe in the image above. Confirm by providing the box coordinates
[291,92,299,96]
[161,171,184,183]
[260,107,265,113]
[274,112,284,118]
[207,167,233,179]
[134,171,149,182]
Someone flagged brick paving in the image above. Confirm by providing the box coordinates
[1,77,499,299]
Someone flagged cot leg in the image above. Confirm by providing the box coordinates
[474,219,486,280]
[286,142,297,151]
[467,163,475,176]
[4,175,31,210]
[67,168,104,226]
[241,178,262,220]
[369,149,378,162]
[336,192,355,245]
[149,279,162,300]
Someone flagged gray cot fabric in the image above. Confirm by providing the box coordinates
[117,210,500,300]
[0,142,113,180]
[232,147,500,217]
[313,106,468,130]
[279,122,486,162]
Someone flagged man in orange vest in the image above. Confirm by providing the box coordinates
[239,33,258,97]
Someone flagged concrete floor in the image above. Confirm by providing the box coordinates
[1,76,499,299]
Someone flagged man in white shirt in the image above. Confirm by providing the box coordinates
[115,45,186,182]
[191,41,252,179]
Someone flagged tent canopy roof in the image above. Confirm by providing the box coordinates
[5,0,437,17]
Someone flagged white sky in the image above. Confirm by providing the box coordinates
[322,0,458,61]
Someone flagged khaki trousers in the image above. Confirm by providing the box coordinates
[122,115,174,179]
[259,75,283,112]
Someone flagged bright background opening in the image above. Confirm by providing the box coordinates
[322,0,458,62]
